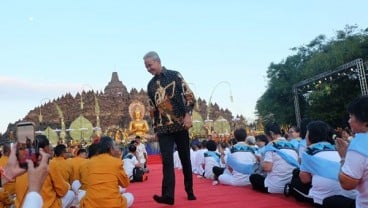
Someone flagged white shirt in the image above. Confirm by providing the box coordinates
[123,153,139,178]
[225,145,257,183]
[190,149,197,173]
[203,151,220,179]
[342,150,368,208]
[136,143,147,164]
[173,150,182,169]
[194,148,206,175]
[23,191,43,208]
[307,151,356,204]
[264,149,298,193]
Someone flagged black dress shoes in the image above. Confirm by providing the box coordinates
[153,195,174,205]
[187,193,197,200]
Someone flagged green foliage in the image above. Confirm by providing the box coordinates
[256,25,368,127]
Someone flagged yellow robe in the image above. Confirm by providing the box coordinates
[0,156,15,195]
[50,157,73,184]
[68,156,86,182]
[14,173,28,208]
[80,153,130,208]
[15,160,70,208]
[79,160,89,190]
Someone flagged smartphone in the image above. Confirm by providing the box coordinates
[16,121,39,169]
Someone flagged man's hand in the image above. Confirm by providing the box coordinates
[27,149,50,193]
[3,143,26,182]
[183,113,192,130]
[336,137,348,158]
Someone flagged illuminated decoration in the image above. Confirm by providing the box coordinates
[213,116,230,136]
[94,95,102,137]
[189,111,205,138]
[54,103,66,140]
[42,126,58,145]
[69,115,93,143]
[293,58,368,127]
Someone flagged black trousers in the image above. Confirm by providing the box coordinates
[323,195,355,208]
[212,166,225,180]
[158,130,194,198]
[249,173,268,193]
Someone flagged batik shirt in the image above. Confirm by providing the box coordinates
[147,67,195,135]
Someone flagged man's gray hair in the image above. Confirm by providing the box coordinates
[143,51,161,62]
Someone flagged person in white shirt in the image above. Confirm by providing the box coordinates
[217,128,257,186]
[299,120,356,207]
[250,122,298,193]
[190,144,199,173]
[324,95,368,208]
[123,144,141,181]
[193,140,207,176]
[135,136,148,170]
[203,140,221,180]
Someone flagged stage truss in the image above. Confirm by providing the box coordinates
[293,58,368,127]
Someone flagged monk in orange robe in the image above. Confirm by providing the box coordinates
[0,144,15,195]
[69,148,87,183]
[51,144,73,184]
[79,144,99,190]
[15,135,73,208]
[80,137,130,208]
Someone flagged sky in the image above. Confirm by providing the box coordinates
[0,0,367,133]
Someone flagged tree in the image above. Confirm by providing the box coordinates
[256,25,368,127]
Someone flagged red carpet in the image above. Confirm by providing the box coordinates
[128,164,313,208]
[147,154,162,165]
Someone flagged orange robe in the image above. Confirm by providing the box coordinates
[15,159,70,208]
[50,156,73,184]
[79,160,90,190]
[80,153,130,208]
[69,156,86,182]
[0,156,15,195]
[14,173,28,208]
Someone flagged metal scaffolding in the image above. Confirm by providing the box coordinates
[293,58,368,127]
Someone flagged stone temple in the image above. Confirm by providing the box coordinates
[0,72,237,142]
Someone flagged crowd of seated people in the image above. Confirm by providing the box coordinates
[188,95,368,208]
[0,135,135,208]
[1,95,367,208]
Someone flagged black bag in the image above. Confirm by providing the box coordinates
[132,167,145,182]
[284,168,312,203]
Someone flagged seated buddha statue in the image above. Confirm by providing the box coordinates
[129,109,149,137]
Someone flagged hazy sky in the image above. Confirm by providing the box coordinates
[1,0,367,133]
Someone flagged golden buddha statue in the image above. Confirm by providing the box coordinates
[128,101,150,137]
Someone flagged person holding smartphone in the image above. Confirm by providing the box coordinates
[0,143,16,207]
[1,143,50,208]
[14,135,74,208]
